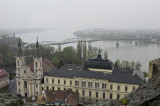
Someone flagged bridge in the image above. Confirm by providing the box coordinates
[23,37,150,48]
[24,38,98,47]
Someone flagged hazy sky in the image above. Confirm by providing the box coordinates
[0,0,160,29]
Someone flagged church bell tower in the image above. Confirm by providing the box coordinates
[16,37,26,95]
[33,37,43,79]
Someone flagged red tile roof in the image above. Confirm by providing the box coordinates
[43,58,55,69]
[37,90,79,105]
[28,58,56,72]
[0,68,8,79]
[28,63,34,71]
[45,90,79,105]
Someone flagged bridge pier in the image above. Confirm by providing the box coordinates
[58,44,61,51]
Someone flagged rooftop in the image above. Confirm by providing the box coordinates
[59,64,82,71]
[46,65,143,84]
[28,58,56,72]
[46,68,108,80]
[84,51,113,70]
[108,68,143,84]
[36,90,79,105]
[0,68,8,79]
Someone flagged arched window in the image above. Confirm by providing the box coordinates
[96,92,98,98]
[47,86,49,90]
[24,81,27,89]
[105,83,107,88]
[35,63,37,68]
[117,94,120,99]
[82,90,85,96]
[17,61,19,66]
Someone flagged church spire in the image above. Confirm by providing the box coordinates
[36,37,39,49]
[17,37,22,56]
[35,37,40,58]
[18,37,21,48]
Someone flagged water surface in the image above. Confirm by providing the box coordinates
[18,29,160,72]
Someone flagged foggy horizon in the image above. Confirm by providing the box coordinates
[0,0,160,29]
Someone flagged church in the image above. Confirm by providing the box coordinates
[16,38,143,103]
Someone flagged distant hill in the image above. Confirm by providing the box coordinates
[0,28,47,35]
[73,28,160,40]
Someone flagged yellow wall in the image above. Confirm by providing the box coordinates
[88,68,112,74]
[16,56,140,101]
[44,76,139,100]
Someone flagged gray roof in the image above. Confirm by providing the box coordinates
[108,68,143,84]
[46,69,108,80]
[84,51,113,70]
[84,59,113,70]
[46,65,143,84]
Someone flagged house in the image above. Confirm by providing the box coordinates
[36,90,79,105]
[0,68,9,89]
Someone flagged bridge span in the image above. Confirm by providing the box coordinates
[24,38,98,47]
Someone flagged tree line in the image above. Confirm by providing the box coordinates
[0,35,18,68]
[114,59,142,71]
[0,34,148,78]
[23,40,103,69]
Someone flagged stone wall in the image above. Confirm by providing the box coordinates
[0,94,24,105]
[106,63,160,106]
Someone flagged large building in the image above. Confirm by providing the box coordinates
[16,39,143,104]
[16,38,55,99]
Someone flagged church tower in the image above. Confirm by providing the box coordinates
[16,37,26,95]
[16,37,26,77]
[33,37,43,79]
[16,38,25,69]
[33,38,43,97]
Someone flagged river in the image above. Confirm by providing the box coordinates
[18,29,160,72]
